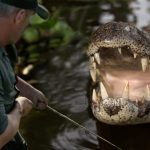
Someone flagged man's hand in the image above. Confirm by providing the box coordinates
[0,97,33,148]
[16,97,33,117]
[16,77,48,110]
[29,88,48,110]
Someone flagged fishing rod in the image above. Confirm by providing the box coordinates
[46,105,123,150]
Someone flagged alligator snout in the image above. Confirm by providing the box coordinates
[87,22,150,125]
[87,22,150,57]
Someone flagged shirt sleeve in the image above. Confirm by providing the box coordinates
[0,74,8,134]
[0,104,8,134]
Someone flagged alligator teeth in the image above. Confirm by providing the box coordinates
[141,57,149,72]
[122,81,129,99]
[93,62,97,70]
[94,53,101,65]
[90,56,95,63]
[118,48,122,55]
[133,53,137,59]
[90,69,96,82]
[92,89,97,103]
[146,85,150,101]
[100,82,108,99]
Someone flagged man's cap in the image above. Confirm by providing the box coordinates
[0,0,49,20]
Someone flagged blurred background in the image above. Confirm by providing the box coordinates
[16,0,150,149]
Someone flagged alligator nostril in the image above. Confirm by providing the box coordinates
[124,26,131,32]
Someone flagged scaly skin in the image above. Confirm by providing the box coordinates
[87,22,150,125]
[87,22,150,56]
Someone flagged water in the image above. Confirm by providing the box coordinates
[21,42,99,150]
[20,0,150,150]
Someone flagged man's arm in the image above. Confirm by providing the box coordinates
[0,97,33,149]
[16,76,48,109]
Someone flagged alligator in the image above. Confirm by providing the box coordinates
[87,22,150,125]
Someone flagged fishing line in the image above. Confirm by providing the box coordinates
[46,105,122,150]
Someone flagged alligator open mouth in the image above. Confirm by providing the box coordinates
[87,22,150,125]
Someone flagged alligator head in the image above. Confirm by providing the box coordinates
[87,22,150,125]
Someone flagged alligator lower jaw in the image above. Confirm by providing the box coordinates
[92,97,150,125]
[89,46,150,125]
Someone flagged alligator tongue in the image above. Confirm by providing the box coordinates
[102,69,150,101]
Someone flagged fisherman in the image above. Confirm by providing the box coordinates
[0,0,49,149]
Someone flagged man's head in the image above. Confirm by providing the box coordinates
[0,0,49,20]
[0,0,49,46]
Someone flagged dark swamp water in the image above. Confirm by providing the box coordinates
[19,0,150,150]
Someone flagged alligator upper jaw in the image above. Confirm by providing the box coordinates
[87,22,150,57]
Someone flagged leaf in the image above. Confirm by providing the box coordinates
[23,27,40,43]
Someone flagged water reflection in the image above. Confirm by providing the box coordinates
[20,0,150,150]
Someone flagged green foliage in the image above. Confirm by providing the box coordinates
[29,14,46,25]
[20,10,76,67]
[50,20,75,45]
[23,12,75,47]
[23,26,40,43]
